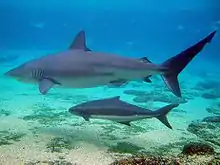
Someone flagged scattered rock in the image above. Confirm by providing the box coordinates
[110,154,219,165]
[187,120,220,146]
[195,80,220,91]
[202,91,220,99]
[193,80,220,99]
[202,116,220,123]
[111,155,181,165]
[123,90,148,96]
[206,104,220,115]
[182,142,215,155]
[133,94,187,104]
[108,142,145,154]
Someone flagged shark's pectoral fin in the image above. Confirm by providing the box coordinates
[143,75,152,83]
[82,115,90,121]
[39,78,57,95]
[109,79,128,87]
[118,121,131,126]
[69,30,91,51]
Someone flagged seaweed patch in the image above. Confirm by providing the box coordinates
[0,130,26,146]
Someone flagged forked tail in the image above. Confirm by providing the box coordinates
[161,31,217,97]
[154,104,179,129]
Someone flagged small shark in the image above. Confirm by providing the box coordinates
[68,96,179,129]
[4,30,216,97]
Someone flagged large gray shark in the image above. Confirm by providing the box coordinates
[68,96,179,129]
[4,30,216,97]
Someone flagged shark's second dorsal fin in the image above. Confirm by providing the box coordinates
[69,30,91,51]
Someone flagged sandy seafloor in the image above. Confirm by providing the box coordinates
[1,49,220,165]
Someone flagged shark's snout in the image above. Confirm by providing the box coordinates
[6,68,24,78]
[68,106,85,117]
[4,65,28,79]
[4,68,19,77]
[69,107,80,115]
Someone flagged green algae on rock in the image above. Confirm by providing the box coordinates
[24,160,73,165]
[46,137,74,153]
[22,111,70,126]
[0,108,11,116]
[108,142,145,154]
[0,130,26,146]
[21,103,70,126]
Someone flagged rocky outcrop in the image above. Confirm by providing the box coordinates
[187,118,220,147]
[182,142,214,155]
[110,154,220,165]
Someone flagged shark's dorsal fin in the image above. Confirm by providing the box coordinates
[69,30,91,51]
[111,96,120,100]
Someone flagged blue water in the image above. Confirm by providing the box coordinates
[0,1,220,164]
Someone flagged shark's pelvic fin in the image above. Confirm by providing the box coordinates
[109,79,128,87]
[154,104,179,129]
[69,30,91,51]
[161,31,217,97]
[139,57,152,63]
[139,57,152,83]
[118,121,131,126]
[39,79,55,95]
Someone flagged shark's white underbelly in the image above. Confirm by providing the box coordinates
[90,114,151,122]
[54,68,155,88]
[57,76,115,88]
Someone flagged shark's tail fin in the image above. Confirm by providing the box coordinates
[161,31,217,97]
[154,104,179,129]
